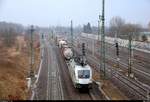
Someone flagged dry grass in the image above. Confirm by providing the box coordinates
[0,35,40,100]
[92,68,128,100]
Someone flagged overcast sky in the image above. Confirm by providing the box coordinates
[0,0,150,27]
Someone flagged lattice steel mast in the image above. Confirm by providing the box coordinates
[100,0,106,78]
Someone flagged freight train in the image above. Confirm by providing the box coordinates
[58,39,93,89]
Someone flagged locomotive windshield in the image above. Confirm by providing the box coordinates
[78,70,90,79]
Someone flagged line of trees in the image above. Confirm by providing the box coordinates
[109,16,143,40]
[83,22,92,34]
[81,17,149,42]
[0,22,24,47]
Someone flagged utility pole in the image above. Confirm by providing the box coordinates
[128,33,133,77]
[98,20,100,42]
[71,20,73,48]
[100,0,106,78]
[92,36,95,56]
[40,33,43,59]
[51,30,54,39]
[97,20,100,54]
[29,25,35,85]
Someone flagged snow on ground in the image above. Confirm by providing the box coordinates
[81,33,150,53]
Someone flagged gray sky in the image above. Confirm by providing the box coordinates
[0,0,150,27]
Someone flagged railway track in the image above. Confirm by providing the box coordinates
[46,41,64,100]
[32,39,64,100]
[85,51,149,100]
[76,37,150,85]
[75,40,150,79]
[82,36,150,68]
[98,52,150,77]
[33,44,49,100]
[72,42,150,100]
[106,43,150,69]
[112,71,148,99]
[90,49,150,86]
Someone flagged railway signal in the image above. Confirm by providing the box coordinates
[115,41,120,69]
[82,43,85,56]
[115,42,119,56]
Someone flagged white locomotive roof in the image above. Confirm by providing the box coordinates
[75,64,91,70]
[69,59,92,71]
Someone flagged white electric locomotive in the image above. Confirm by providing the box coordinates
[67,58,92,89]
[58,39,93,89]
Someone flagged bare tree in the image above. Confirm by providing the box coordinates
[2,27,17,47]
[121,23,142,40]
[123,23,141,33]
[0,22,24,47]
[109,16,125,37]
[83,22,92,34]
[109,16,142,40]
